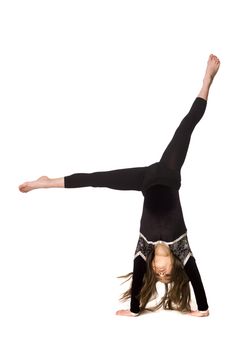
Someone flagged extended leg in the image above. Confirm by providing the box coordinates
[160,54,220,171]
[19,166,147,193]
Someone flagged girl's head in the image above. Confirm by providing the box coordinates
[119,245,191,313]
[141,245,191,312]
[151,242,173,283]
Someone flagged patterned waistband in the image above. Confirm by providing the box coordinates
[134,231,192,265]
[138,231,188,246]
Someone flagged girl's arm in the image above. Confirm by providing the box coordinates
[184,256,209,316]
[116,255,147,317]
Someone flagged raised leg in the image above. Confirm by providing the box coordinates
[160,54,220,171]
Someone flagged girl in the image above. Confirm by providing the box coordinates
[19,54,220,317]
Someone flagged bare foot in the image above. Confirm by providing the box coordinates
[203,54,220,85]
[19,176,50,193]
[198,54,220,100]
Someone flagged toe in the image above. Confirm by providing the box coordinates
[19,183,28,192]
[19,185,25,192]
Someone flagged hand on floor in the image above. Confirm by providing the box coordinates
[188,310,209,317]
[116,309,138,317]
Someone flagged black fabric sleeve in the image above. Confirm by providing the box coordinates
[64,166,147,191]
[184,256,209,311]
[130,255,147,314]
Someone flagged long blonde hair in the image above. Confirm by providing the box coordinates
[119,249,191,313]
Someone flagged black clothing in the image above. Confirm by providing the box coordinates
[65,97,209,313]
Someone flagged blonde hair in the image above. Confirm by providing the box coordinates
[119,249,191,313]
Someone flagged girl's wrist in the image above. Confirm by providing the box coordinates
[130,311,139,316]
[199,309,209,314]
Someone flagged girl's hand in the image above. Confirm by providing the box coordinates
[116,309,139,317]
[188,310,209,317]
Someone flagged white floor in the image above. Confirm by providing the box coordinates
[1,1,249,349]
[1,187,248,349]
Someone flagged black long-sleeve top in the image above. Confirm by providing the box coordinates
[64,97,209,314]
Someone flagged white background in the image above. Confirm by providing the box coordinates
[1,0,249,349]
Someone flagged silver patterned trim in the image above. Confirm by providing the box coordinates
[139,232,188,246]
[134,232,192,265]
[134,251,147,260]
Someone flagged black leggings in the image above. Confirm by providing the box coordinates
[64,97,207,191]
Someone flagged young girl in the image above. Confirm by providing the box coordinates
[19,54,220,317]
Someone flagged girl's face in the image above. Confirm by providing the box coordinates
[152,243,173,282]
